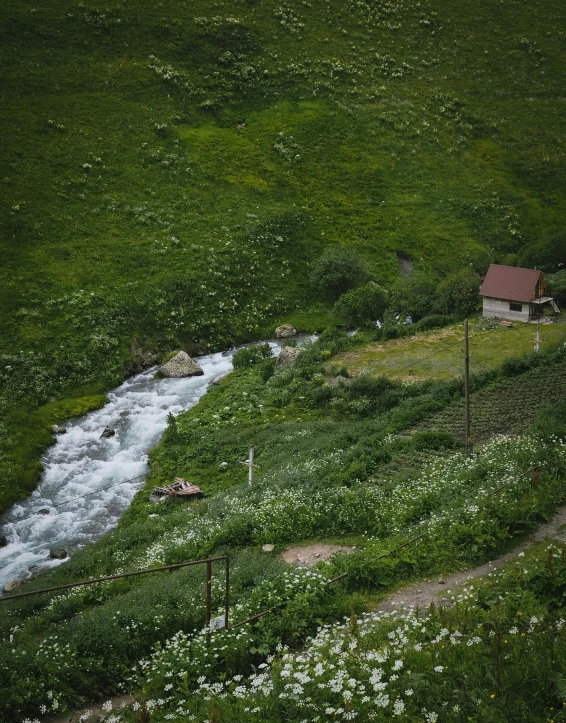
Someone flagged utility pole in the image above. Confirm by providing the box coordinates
[240,446,259,486]
[463,318,472,456]
[534,324,540,353]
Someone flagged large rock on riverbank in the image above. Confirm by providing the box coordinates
[276,346,303,368]
[275,324,297,339]
[160,351,204,378]
[3,578,24,594]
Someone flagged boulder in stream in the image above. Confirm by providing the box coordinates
[275,323,297,339]
[51,424,66,435]
[49,548,68,560]
[160,351,204,378]
[0,534,7,548]
[100,427,115,438]
[3,578,24,594]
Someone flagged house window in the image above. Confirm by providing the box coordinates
[509,302,522,312]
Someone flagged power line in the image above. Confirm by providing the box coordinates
[378,324,566,380]
[380,338,465,379]
[1,472,149,527]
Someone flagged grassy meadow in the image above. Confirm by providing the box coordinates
[1,0,566,507]
[335,317,566,380]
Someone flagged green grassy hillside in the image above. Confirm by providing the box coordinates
[2,333,566,720]
[1,0,566,505]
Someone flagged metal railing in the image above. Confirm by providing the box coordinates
[0,555,230,630]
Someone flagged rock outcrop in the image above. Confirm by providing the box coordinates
[3,578,24,594]
[276,346,303,368]
[127,339,160,375]
[49,548,68,560]
[211,371,231,386]
[275,324,297,339]
[160,351,204,378]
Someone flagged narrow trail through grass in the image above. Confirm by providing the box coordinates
[373,503,566,614]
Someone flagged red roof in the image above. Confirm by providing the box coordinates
[479,264,544,303]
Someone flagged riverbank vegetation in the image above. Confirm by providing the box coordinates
[2,333,566,720]
[2,0,566,509]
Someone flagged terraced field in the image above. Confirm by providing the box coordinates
[417,359,566,440]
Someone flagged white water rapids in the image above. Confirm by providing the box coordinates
[0,340,304,589]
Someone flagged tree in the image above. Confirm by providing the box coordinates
[519,232,566,273]
[434,268,481,317]
[334,284,388,328]
[546,270,566,307]
[310,246,368,300]
[388,272,437,322]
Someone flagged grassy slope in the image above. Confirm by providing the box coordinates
[1,0,566,508]
[2,336,566,719]
[334,317,566,380]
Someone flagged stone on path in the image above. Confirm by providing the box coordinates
[160,351,204,378]
[262,544,275,552]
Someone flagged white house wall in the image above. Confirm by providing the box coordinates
[482,297,531,321]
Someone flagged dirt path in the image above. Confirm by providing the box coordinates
[374,504,566,613]
[279,542,355,566]
[47,509,566,722]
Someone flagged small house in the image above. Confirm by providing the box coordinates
[479,264,559,322]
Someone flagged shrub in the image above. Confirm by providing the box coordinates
[232,343,273,369]
[519,232,566,272]
[310,247,369,300]
[411,313,458,332]
[434,267,481,317]
[531,398,566,440]
[388,272,438,321]
[410,429,462,451]
[546,270,566,307]
[334,283,388,328]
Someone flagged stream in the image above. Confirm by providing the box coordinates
[0,339,307,589]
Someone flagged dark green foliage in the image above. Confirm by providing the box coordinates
[434,268,481,317]
[232,343,273,369]
[389,272,438,322]
[411,314,459,332]
[389,269,480,322]
[310,247,369,300]
[520,232,566,272]
[258,358,276,383]
[410,429,462,451]
[418,349,566,441]
[334,284,388,328]
[531,398,566,440]
[547,270,566,307]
